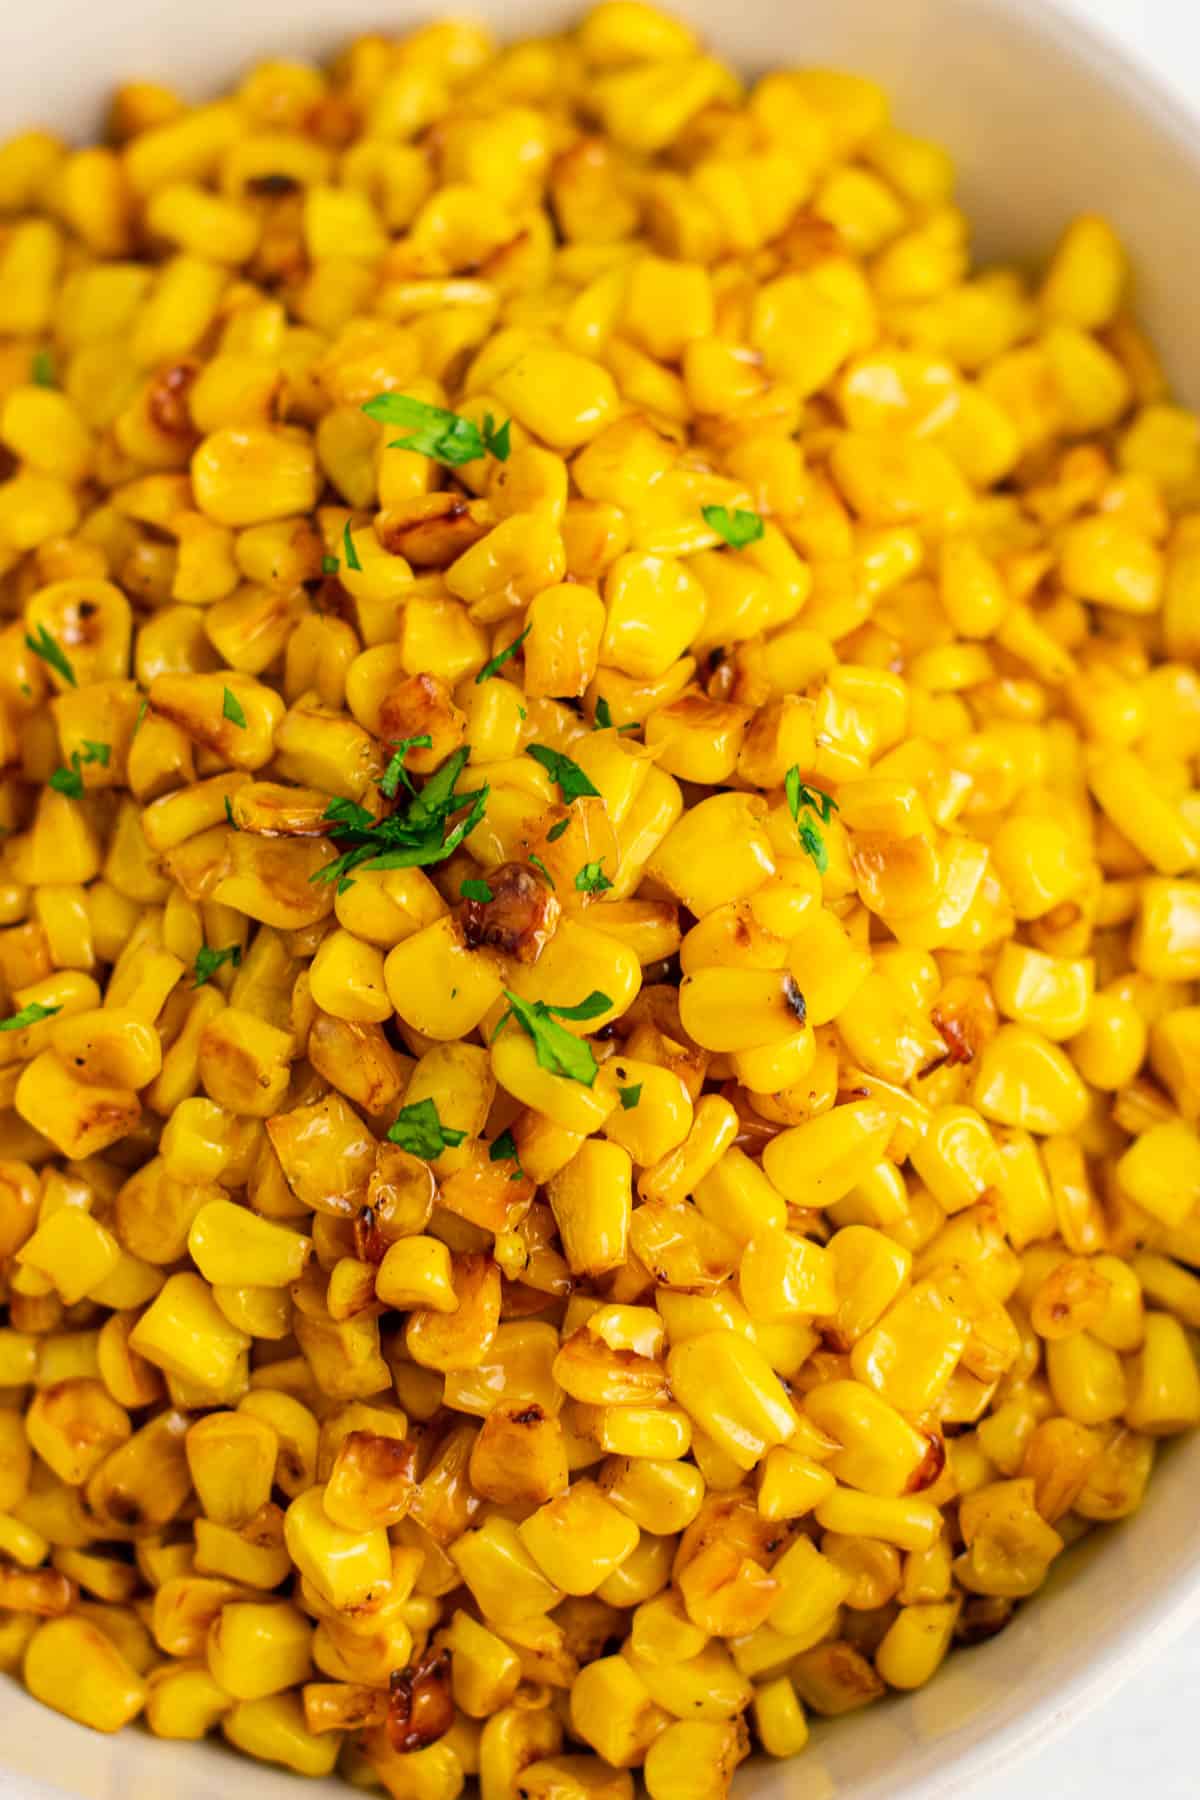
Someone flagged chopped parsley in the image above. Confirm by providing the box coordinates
[193,944,242,987]
[593,696,638,734]
[546,817,570,843]
[528,853,555,888]
[363,393,512,467]
[785,767,838,875]
[132,696,149,735]
[575,860,612,895]
[0,1000,61,1032]
[461,878,494,903]
[476,624,531,685]
[489,1127,528,1183]
[224,796,239,829]
[492,988,611,1086]
[322,554,340,575]
[342,520,362,572]
[702,504,765,549]
[380,734,434,801]
[49,740,110,799]
[313,746,488,895]
[387,1097,467,1159]
[31,349,55,388]
[526,744,601,805]
[24,624,76,688]
[222,687,247,729]
[618,1083,642,1110]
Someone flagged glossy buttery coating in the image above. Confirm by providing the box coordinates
[1,3,1200,1796]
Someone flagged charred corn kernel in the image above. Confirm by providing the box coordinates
[23,1616,147,1732]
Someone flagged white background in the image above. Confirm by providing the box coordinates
[2,0,1199,1797]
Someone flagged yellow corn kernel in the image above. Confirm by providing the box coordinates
[129,1273,251,1393]
[568,1655,671,1769]
[283,1484,391,1611]
[185,1411,278,1525]
[23,1616,147,1732]
[1124,1313,1200,1435]
[222,1692,340,1778]
[207,1599,312,1700]
[1116,1120,1200,1227]
[451,1517,564,1626]
[667,1332,795,1471]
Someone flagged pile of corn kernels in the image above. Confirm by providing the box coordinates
[1,3,1200,1795]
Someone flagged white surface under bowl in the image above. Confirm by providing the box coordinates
[3,1,1200,1796]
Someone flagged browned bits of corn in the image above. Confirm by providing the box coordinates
[0,1,1198,1791]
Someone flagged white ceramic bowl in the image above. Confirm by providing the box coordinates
[3,2,1200,1796]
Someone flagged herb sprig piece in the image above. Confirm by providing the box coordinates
[476,624,531,685]
[593,697,638,734]
[492,988,611,1086]
[49,740,110,799]
[222,688,247,729]
[489,1127,529,1183]
[388,1097,467,1159]
[785,767,838,875]
[313,747,489,895]
[575,860,612,894]
[380,735,434,801]
[703,504,765,549]
[25,624,76,688]
[363,394,511,466]
[193,944,242,987]
[0,1001,61,1032]
[526,745,601,805]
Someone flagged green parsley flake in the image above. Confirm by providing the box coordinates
[388,1097,467,1159]
[492,988,611,1086]
[574,860,612,895]
[546,817,570,843]
[526,744,601,805]
[0,1000,61,1032]
[132,696,149,735]
[31,349,55,387]
[380,734,434,801]
[222,687,247,729]
[24,624,76,688]
[362,393,512,467]
[489,1127,528,1183]
[193,944,242,988]
[593,696,638,734]
[313,747,489,895]
[322,554,340,575]
[618,1083,642,1110]
[784,767,838,876]
[702,504,765,550]
[528,853,555,888]
[476,623,532,685]
[461,878,494,903]
[224,796,239,829]
[49,740,110,800]
[342,520,362,572]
